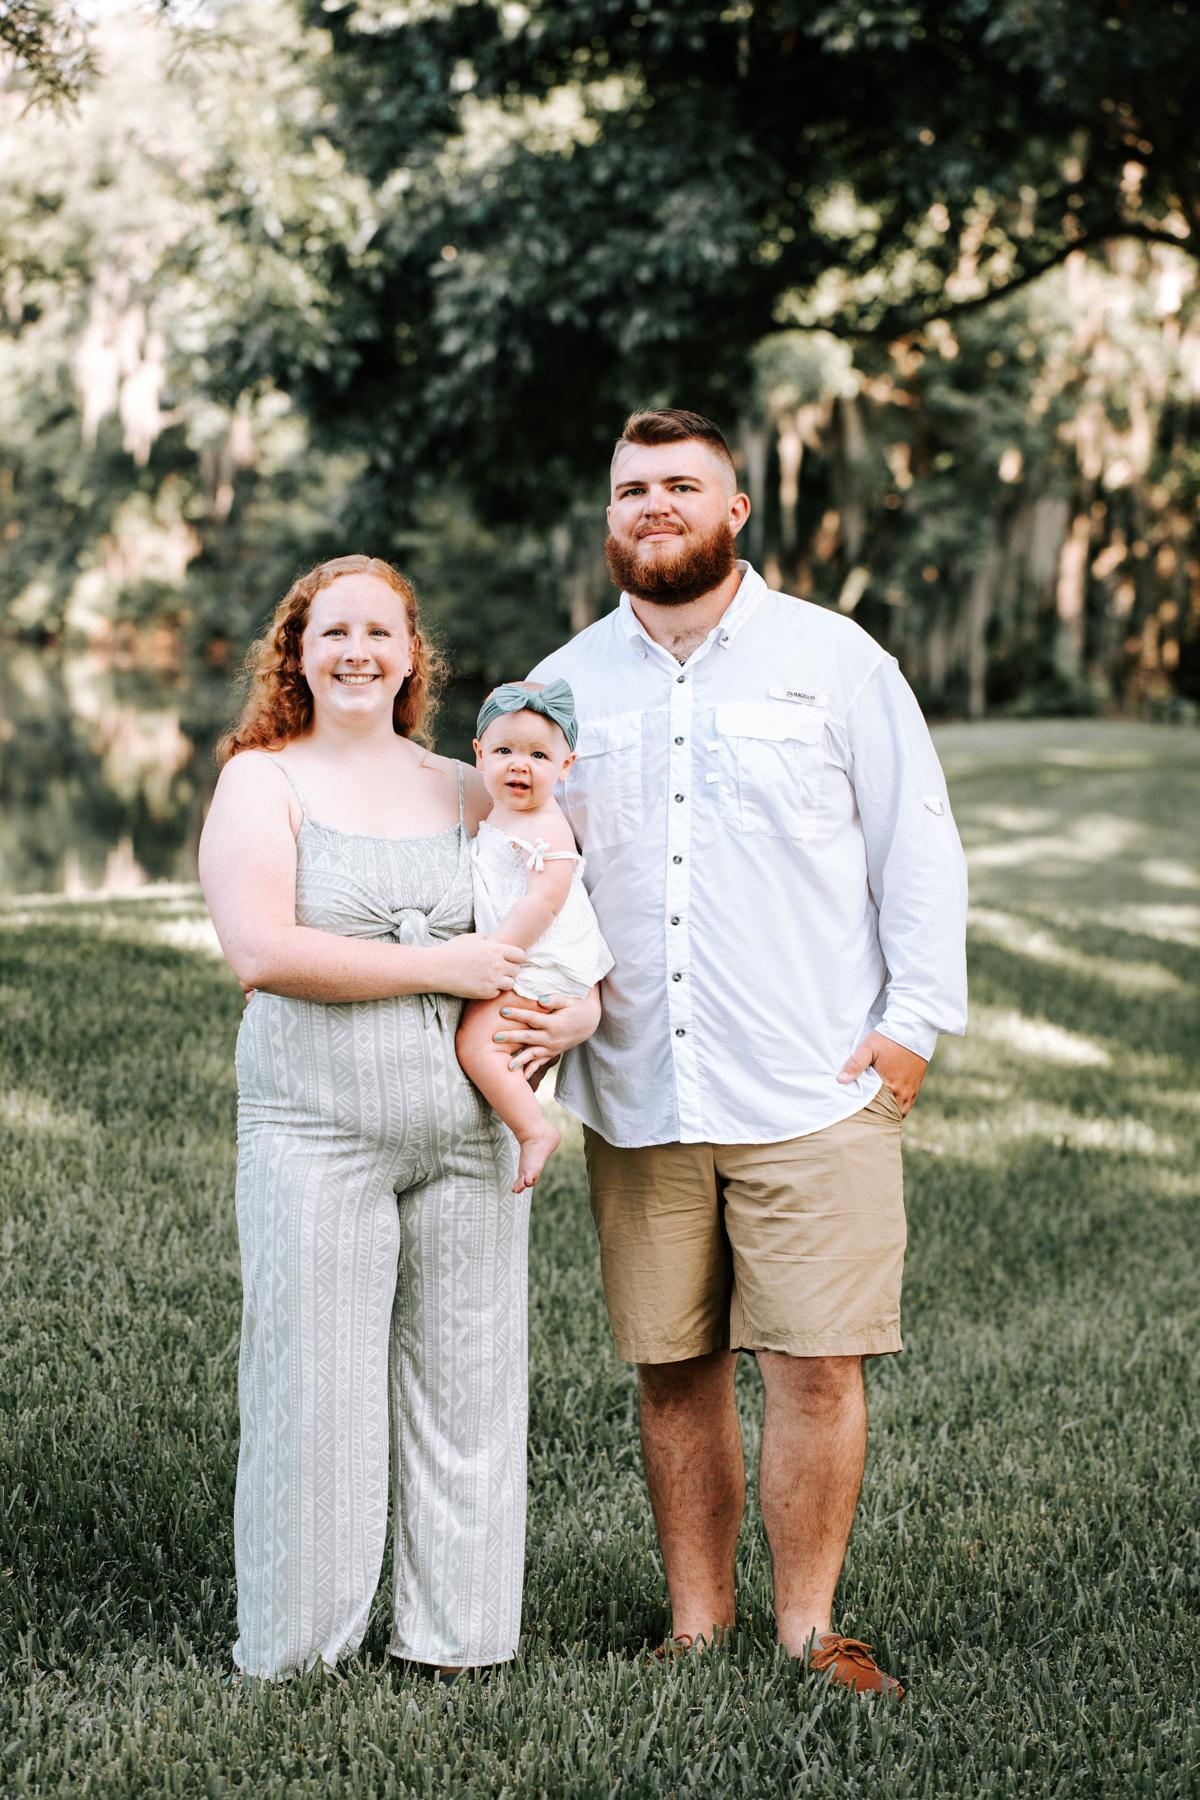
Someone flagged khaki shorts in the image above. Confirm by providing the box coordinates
[584,1086,906,1363]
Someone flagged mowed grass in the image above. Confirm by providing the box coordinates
[2,719,1198,1798]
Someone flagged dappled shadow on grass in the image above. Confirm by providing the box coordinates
[2,915,246,1674]
[4,717,1200,1797]
[967,938,1198,1064]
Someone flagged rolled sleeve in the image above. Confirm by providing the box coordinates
[846,659,968,1056]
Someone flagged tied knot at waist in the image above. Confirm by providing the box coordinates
[388,902,467,1027]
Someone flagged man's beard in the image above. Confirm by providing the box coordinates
[605,519,738,605]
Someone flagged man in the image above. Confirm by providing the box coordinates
[507,408,967,1697]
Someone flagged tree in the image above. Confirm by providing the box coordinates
[292,0,1200,517]
[0,2,374,648]
[0,2,94,107]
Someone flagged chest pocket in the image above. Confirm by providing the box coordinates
[714,702,830,842]
[563,710,644,851]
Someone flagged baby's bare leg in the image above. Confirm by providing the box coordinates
[456,995,560,1193]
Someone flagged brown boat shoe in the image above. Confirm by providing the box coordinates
[809,1634,904,1699]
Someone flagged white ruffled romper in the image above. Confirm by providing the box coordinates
[470,820,614,999]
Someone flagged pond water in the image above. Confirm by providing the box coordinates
[0,645,487,899]
[0,645,236,899]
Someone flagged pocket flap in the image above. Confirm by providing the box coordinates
[714,702,826,744]
[575,711,642,757]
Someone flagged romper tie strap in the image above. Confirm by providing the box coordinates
[508,834,581,874]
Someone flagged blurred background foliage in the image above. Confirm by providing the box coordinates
[1,0,1198,770]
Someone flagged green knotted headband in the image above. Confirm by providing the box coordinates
[475,678,579,751]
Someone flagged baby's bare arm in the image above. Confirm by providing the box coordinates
[488,801,578,950]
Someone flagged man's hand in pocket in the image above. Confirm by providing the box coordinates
[837,1032,928,1115]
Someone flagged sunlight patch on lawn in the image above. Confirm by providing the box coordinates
[923,1102,1176,1165]
[1011,1106,1174,1157]
[3,882,204,915]
[1,1088,97,1141]
[969,908,1183,995]
[1128,1086,1200,1118]
[141,916,223,958]
[1138,858,1199,891]
[1041,747,1155,770]
[1089,904,1200,948]
[969,805,1062,834]
[971,1004,1111,1067]
[1,885,223,958]
[966,814,1138,872]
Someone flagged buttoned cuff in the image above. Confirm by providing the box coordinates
[875,1018,938,1063]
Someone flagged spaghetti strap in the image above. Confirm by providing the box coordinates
[266,754,307,817]
[456,761,466,825]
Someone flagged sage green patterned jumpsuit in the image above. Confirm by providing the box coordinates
[232,758,525,1681]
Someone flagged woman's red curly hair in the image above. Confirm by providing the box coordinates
[216,555,448,764]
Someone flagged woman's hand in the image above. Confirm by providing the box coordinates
[435,934,527,999]
[492,987,602,1082]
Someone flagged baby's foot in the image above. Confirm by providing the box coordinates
[513,1121,561,1193]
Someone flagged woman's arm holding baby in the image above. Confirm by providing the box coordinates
[201,754,524,1001]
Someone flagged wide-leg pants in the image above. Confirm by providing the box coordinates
[232,1117,526,1680]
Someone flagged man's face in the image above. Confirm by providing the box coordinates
[605,439,749,604]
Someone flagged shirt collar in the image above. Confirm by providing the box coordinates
[617,561,766,652]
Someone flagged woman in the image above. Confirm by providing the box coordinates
[200,554,599,1681]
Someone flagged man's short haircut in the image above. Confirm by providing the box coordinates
[612,408,738,489]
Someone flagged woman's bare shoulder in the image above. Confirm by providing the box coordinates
[451,761,490,833]
[210,748,300,829]
[215,747,289,795]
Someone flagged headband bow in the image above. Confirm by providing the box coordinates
[476,678,579,751]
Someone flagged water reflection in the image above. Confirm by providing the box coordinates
[0,646,232,897]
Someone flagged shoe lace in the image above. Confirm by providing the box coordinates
[811,1635,877,1672]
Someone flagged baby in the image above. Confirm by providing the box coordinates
[456,679,613,1193]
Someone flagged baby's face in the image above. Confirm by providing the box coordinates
[474,710,575,812]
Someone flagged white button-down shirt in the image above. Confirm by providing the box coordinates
[529,562,967,1149]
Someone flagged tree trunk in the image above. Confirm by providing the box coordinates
[1055,512,1091,680]
[965,539,1000,719]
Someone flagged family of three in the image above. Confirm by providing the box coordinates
[199,408,968,1698]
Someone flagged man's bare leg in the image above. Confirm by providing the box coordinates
[638,1350,744,1643]
[757,1352,867,1654]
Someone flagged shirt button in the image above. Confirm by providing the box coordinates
[676,674,686,684]
[672,972,682,982]
[670,915,680,925]
[672,854,683,864]
[674,735,684,745]
[674,793,684,803]
[675,1027,686,1037]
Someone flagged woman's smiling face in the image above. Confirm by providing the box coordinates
[301,574,412,725]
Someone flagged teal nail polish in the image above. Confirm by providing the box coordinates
[538,994,551,1004]
[495,1033,506,1043]
[500,1008,511,1018]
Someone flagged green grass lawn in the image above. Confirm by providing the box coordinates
[2,719,1198,1797]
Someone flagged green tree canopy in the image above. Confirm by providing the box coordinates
[292,0,1200,519]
